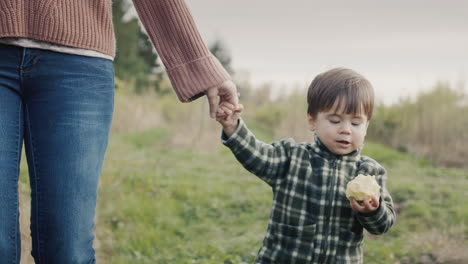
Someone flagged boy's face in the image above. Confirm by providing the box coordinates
[308,100,369,155]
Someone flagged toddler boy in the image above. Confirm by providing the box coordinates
[216,68,395,263]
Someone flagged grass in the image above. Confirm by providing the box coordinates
[17,90,468,263]
[92,120,468,263]
[97,125,270,263]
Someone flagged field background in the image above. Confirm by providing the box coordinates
[10,0,468,262]
[17,81,468,264]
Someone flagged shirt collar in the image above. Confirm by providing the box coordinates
[310,136,362,161]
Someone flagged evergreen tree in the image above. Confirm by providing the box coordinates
[209,39,234,74]
[113,0,160,93]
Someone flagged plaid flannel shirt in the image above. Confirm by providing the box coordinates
[222,119,395,264]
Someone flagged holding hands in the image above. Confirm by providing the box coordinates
[215,101,243,137]
[206,80,239,118]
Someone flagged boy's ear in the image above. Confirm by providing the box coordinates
[307,114,316,132]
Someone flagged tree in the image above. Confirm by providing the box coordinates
[113,0,160,93]
[209,39,234,74]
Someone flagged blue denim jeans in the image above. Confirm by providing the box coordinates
[0,43,114,264]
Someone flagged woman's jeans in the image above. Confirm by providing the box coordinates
[0,43,114,264]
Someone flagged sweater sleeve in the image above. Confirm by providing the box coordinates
[131,0,230,102]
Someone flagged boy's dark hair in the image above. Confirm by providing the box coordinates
[307,68,375,120]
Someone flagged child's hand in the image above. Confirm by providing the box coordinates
[350,195,380,214]
[215,102,243,137]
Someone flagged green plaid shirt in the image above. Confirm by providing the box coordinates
[222,119,396,264]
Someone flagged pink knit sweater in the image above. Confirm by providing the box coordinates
[0,0,230,102]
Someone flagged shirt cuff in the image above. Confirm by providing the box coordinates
[221,119,246,146]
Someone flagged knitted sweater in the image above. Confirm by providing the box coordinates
[0,0,230,102]
[0,37,114,60]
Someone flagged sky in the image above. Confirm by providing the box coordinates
[133,0,468,104]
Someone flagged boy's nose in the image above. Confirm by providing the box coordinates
[339,123,352,134]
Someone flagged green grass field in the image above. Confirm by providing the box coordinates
[93,120,468,264]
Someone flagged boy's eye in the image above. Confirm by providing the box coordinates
[352,122,361,126]
[329,120,340,124]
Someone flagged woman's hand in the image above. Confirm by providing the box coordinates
[206,80,238,118]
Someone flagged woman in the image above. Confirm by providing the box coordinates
[0,0,237,263]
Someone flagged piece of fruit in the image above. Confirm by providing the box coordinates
[345,174,381,201]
